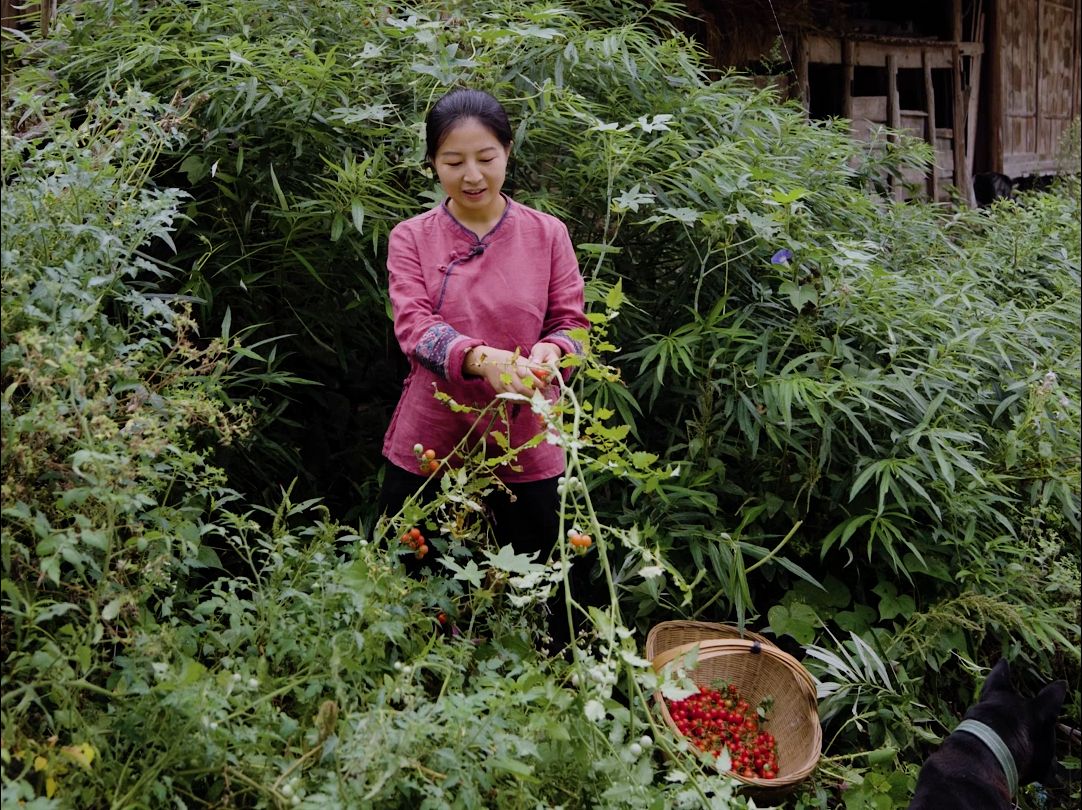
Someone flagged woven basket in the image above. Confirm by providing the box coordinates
[647,621,821,795]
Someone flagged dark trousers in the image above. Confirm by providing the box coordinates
[376,464,592,649]
[377,464,561,568]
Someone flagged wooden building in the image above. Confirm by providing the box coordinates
[680,0,1081,204]
[0,0,55,36]
[6,0,1080,203]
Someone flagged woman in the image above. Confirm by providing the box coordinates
[378,88,589,585]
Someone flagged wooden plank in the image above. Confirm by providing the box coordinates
[952,43,973,204]
[970,0,985,41]
[1003,153,1075,175]
[795,30,810,113]
[1035,0,1044,148]
[967,52,983,180]
[966,5,985,180]
[807,35,841,65]
[1074,0,1081,122]
[887,54,901,133]
[805,35,981,69]
[1075,0,1081,121]
[988,0,1004,171]
[1,0,15,29]
[852,96,887,122]
[937,128,956,179]
[901,111,928,135]
[2,0,41,30]
[923,49,940,201]
[855,41,955,69]
[1038,1,1077,121]
[842,39,854,123]
[887,53,902,199]
[1045,0,1081,134]
[1002,0,1038,174]
[999,0,1077,170]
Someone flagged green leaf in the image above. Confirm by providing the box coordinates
[872,582,915,621]
[821,513,875,557]
[330,213,345,242]
[865,747,898,766]
[268,163,289,211]
[577,243,622,256]
[482,544,542,576]
[604,278,626,311]
[179,154,208,183]
[490,757,536,780]
[630,451,658,469]
[766,602,819,644]
[438,558,484,588]
[350,199,366,235]
[101,597,124,622]
[834,604,877,634]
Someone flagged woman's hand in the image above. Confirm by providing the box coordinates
[464,345,553,395]
[528,341,562,369]
[528,341,562,387]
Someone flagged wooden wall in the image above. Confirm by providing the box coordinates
[1,0,56,35]
[990,0,1080,176]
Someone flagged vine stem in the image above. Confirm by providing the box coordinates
[549,376,730,804]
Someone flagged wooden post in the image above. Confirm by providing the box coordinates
[966,5,985,180]
[922,50,940,201]
[842,38,854,125]
[966,52,983,181]
[794,30,810,114]
[887,54,901,132]
[887,53,902,198]
[1034,0,1043,157]
[40,0,55,37]
[1073,0,1081,122]
[952,43,973,205]
[988,0,1003,172]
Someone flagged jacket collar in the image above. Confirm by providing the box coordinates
[439,193,513,243]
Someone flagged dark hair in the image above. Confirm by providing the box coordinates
[424,88,513,165]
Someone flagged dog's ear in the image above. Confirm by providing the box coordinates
[980,658,1013,699]
[1034,679,1068,725]
[1031,680,1068,783]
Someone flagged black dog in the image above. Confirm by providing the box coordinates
[973,172,1015,207]
[909,659,1067,809]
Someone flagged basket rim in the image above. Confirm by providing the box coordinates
[645,620,774,662]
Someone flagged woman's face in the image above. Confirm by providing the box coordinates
[432,117,510,225]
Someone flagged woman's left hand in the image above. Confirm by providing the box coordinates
[528,341,562,373]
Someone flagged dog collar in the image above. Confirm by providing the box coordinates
[955,718,1019,796]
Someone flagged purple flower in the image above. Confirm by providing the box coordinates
[771,248,793,265]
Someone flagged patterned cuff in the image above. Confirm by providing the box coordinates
[414,323,462,379]
[544,329,584,357]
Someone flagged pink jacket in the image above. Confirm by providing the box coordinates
[382,196,589,482]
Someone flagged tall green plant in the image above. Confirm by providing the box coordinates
[2,76,254,807]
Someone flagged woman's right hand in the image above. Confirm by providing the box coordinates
[464,345,550,396]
